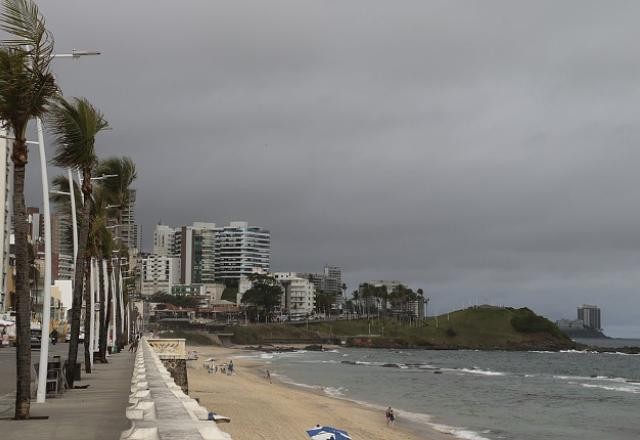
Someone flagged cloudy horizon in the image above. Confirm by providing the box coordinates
[21,1,640,337]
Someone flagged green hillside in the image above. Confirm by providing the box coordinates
[229,306,575,350]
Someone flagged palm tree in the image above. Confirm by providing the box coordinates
[49,96,108,387]
[83,188,113,369]
[87,186,112,363]
[0,0,58,419]
[97,157,136,348]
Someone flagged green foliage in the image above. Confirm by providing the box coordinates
[0,1,57,136]
[148,292,199,308]
[227,307,575,349]
[510,308,566,338]
[241,273,283,314]
[221,286,238,302]
[315,291,335,311]
[96,156,137,220]
[49,97,109,171]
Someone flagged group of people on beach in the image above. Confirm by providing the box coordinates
[207,359,234,375]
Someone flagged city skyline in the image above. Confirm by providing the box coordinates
[18,0,640,337]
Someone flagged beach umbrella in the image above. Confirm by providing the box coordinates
[306,426,351,440]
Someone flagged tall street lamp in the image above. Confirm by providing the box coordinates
[36,49,100,404]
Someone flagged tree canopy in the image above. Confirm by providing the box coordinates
[241,273,283,314]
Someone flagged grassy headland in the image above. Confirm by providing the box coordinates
[229,306,575,351]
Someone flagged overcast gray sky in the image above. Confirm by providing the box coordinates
[24,1,640,336]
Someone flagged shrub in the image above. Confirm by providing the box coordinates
[445,327,457,337]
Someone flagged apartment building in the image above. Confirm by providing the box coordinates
[140,254,181,296]
[273,272,316,319]
[214,222,270,280]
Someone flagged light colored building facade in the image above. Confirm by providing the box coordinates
[273,272,316,318]
[157,221,270,285]
[140,255,180,296]
[179,222,217,284]
[171,282,225,307]
[153,224,177,257]
[577,304,601,330]
[120,189,141,254]
[304,265,343,296]
[214,221,270,280]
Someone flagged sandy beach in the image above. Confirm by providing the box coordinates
[187,345,446,440]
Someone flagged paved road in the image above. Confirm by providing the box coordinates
[0,342,73,416]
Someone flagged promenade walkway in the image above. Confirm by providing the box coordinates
[0,350,134,440]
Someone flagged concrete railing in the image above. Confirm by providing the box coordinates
[146,338,187,359]
[121,338,231,440]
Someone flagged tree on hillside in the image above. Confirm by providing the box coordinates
[0,0,59,419]
[50,96,109,387]
[241,274,283,322]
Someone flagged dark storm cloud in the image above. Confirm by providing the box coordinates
[24,1,640,335]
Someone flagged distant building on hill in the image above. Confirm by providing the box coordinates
[577,304,601,330]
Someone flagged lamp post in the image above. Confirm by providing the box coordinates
[36,49,100,404]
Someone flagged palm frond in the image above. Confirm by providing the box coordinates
[0,45,58,134]
[1,0,54,67]
[48,96,109,170]
[96,156,137,215]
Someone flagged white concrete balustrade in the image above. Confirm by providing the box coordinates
[120,338,231,440]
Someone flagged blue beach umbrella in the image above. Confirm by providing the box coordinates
[306,426,352,440]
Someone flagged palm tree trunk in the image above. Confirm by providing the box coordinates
[65,187,92,387]
[99,258,109,362]
[83,257,92,373]
[12,141,31,420]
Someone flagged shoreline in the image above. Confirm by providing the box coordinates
[187,345,450,440]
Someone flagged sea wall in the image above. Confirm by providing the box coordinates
[161,358,189,394]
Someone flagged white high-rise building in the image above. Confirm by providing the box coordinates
[578,304,602,330]
[153,224,177,257]
[214,221,270,280]
[274,272,315,318]
[120,189,141,253]
[140,255,181,297]
[179,222,217,285]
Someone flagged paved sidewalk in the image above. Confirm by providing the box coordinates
[0,350,134,440]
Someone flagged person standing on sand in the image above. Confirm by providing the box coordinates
[265,369,272,383]
[228,360,234,375]
[385,406,395,427]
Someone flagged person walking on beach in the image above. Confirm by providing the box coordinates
[265,369,272,383]
[385,406,395,427]
[228,360,234,375]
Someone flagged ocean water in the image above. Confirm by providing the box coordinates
[237,346,640,440]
